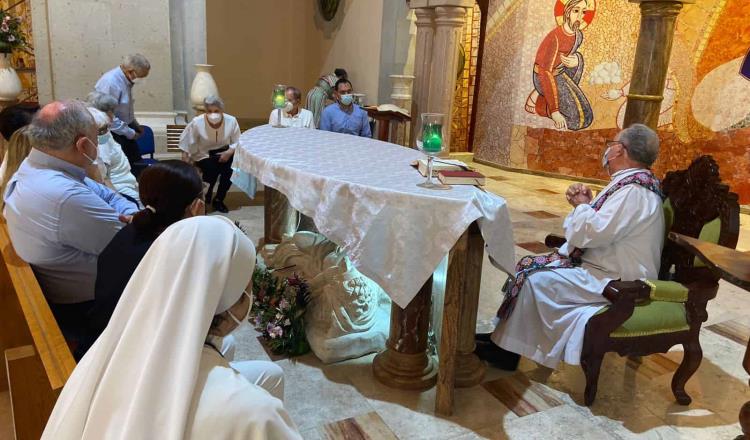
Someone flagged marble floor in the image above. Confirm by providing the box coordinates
[1,162,748,439]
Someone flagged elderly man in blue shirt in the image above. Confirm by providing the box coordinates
[319,78,372,138]
[3,100,138,355]
[94,53,150,169]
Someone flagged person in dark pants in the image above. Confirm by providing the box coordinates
[94,53,151,171]
[178,95,240,213]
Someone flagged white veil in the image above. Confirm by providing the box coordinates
[42,216,258,439]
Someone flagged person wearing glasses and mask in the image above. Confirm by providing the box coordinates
[94,53,151,168]
[43,216,301,440]
[475,124,665,372]
[179,95,241,213]
[2,101,137,357]
[319,78,372,138]
[268,86,315,128]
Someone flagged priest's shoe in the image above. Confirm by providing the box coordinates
[474,339,520,371]
[212,200,229,213]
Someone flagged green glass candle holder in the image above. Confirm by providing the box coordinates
[416,113,449,190]
[271,84,287,128]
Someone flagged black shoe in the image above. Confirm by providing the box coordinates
[475,332,493,343]
[474,340,521,371]
[212,200,229,213]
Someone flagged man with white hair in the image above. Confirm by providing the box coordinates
[179,95,241,213]
[476,123,665,371]
[3,100,138,353]
[94,53,151,168]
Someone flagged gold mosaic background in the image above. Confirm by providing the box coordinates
[450,3,481,152]
[473,0,750,203]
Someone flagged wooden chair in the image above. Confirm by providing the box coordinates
[545,155,740,406]
[0,219,76,439]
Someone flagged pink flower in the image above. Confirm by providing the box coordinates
[1,23,9,33]
[268,325,283,339]
[3,16,9,22]
[279,298,289,310]
[6,35,14,42]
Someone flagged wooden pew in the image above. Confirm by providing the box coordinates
[0,219,75,439]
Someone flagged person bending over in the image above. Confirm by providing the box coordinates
[179,95,240,213]
[42,216,301,440]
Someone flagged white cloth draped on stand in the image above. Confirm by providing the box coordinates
[234,125,517,308]
[492,168,665,368]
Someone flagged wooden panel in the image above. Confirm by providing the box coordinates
[322,412,397,440]
[0,253,33,393]
[0,220,75,390]
[6,346,60,440]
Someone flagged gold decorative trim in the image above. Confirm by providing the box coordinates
[692,0,728,67]
[626,93,664,102]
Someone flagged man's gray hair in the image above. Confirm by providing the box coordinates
[620,123,660,167]
[87,107,111,129]
[27,100,95,151]
[122,53,150,73]
[87,91,118,114]
[204,95,225,111]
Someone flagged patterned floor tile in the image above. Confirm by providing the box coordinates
[516,241,550,254]
[524,210,560,219]
[482,374,564,417]
[706,319,750,346]
[322,412,398,440]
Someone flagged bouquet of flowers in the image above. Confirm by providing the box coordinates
[251,266,311,356]
[0,11,27,53]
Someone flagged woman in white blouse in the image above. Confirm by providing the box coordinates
[179,95,241,213]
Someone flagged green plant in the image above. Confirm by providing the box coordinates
[0,10,27,53]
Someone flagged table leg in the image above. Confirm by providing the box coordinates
[373,277,437,390]
[436,222,486,416]
[262,187,298,245]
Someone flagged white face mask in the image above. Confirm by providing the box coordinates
[131,77,145,86]
[82,137,98,164]
[98,132,113,146]
[284,101,294,113]
[601,146,611,169]
[226,289,252,327]
[206,113,223,124]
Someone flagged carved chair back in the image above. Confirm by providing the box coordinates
[659,155,740,284]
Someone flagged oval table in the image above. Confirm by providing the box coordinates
[236,125,517,415]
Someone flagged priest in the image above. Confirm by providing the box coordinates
[477,124,665,370]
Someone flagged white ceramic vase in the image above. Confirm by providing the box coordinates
[0,53,22,102]
[189,64,219,111]
[389,74,415,109]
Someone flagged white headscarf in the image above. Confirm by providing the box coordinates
[42,216,257,439]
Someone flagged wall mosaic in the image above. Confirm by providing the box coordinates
[473,0,750,204]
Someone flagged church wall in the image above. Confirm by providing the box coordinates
[30,0,174,112]
[473,0,750,204]
[207,0,384,122]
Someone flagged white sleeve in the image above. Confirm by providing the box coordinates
[228,119,241,150]
[563,186,651,250]
[178,122,195,155]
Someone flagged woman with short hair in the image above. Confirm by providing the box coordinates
[179,95,241,213]
[87,107,140,204]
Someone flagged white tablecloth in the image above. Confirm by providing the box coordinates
[236,125,516,308]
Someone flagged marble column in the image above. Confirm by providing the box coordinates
[623,0,693,129]
[427,5,470,153]
[373,278,438,390]
[408,7,436,148]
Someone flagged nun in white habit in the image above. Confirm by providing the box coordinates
[42,216,302,440]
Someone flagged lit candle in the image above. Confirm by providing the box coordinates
[273,93,285,109]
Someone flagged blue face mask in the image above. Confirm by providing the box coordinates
[98,132,112,145]
[339,94,354,106]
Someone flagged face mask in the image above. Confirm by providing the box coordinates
[339,94,354,106]
[284,101,294,113]
[206,113,223,124]
[601,146,611,169]
[226,289,252,327]
[98,132,112,145]
[82,137,98,164]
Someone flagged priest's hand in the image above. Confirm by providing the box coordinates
[561,54,579,68]
[566,183,592,207]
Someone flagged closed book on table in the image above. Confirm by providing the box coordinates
[437,170,486,186]
[411,159,467,177]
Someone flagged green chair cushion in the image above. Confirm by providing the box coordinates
[663,199,674,241]
[597,300,689,338]
[694,217,721,267]
[644,279,689,302]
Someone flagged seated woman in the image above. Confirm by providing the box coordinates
[0,127,32,208]
[87,106,140,205]
[269,86,315,128]
[89,160,205,344]
[179,95,241,213]
[42,216,301,439]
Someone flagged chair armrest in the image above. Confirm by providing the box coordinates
[545,234,567,249]
[603,280,651,303]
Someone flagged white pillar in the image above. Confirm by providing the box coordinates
[408,7,435,148]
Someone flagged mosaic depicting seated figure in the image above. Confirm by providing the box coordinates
[259,232,390,364]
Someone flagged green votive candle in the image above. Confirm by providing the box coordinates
[273,94,285,109]
[422,123,443,153]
